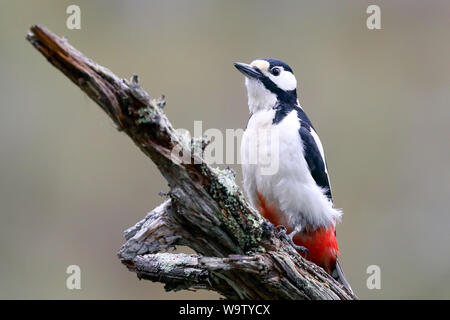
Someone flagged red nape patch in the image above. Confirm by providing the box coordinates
[293,227,338,273]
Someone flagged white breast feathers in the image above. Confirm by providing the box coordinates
[241,108,342,230]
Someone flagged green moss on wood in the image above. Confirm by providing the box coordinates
[136,106,157,124]
[202,164,264,252]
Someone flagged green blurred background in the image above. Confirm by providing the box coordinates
[1,0,450,299]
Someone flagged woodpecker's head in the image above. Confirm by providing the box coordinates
[234,58,298,113]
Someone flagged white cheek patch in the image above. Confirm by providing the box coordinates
[268,70,297,91]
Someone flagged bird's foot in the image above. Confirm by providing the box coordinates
[275,225,286,236]
[276,225,309,256]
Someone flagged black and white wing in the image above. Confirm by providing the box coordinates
[298,123,333,201]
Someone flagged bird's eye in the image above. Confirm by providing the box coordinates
[271,67,281,76]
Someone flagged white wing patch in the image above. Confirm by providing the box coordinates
[309,128,328,175]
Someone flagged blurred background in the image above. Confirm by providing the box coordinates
[1,0,449,299]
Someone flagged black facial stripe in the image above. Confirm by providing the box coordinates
[260,76,297,105]
[272,104,313,129]
[251,58,297,104]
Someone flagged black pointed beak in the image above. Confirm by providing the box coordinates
[234,62,263,79]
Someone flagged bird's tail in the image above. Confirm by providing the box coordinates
[331,259,353,294]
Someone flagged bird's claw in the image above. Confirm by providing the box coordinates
[275,225,287,238]
[292,244,309,256]
[275,225,309,257]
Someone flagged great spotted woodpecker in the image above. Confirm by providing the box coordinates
[235,58,352,292]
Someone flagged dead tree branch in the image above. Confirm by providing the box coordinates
[26,25,356,300]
